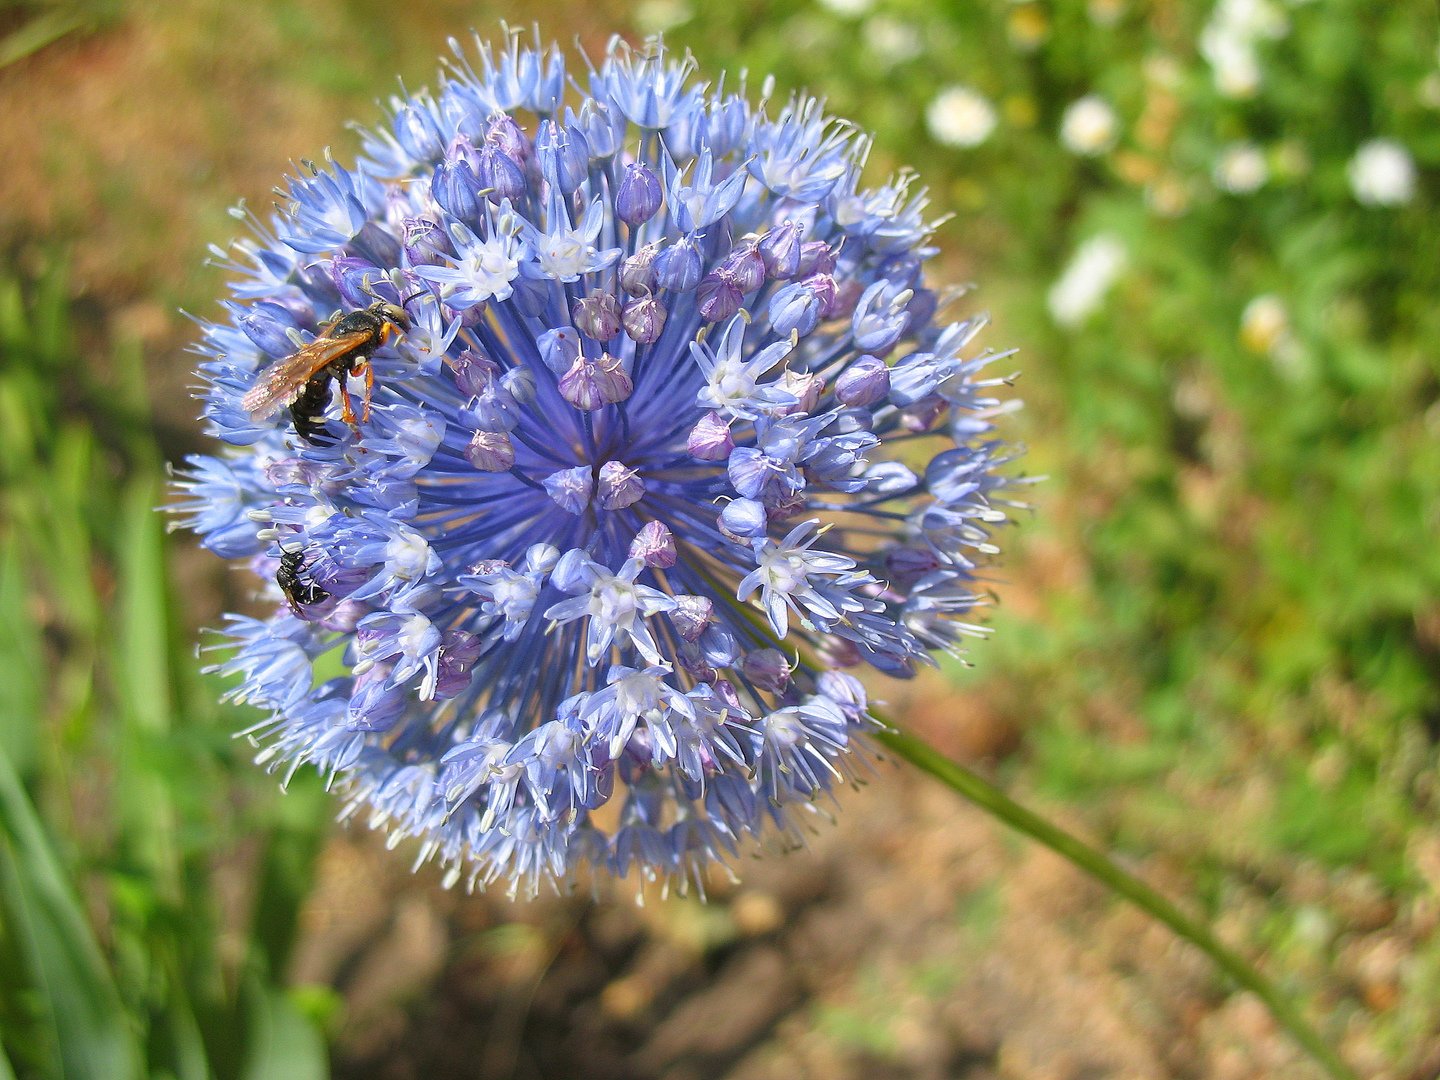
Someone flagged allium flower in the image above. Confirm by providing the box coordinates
[174,31,1017,898]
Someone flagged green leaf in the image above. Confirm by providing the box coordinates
[240,983,328,1080]
[0,748,141,1080]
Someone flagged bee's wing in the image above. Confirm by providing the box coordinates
[240,331,372,419]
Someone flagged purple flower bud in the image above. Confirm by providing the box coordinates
[796,240,836,277]
[434,630,483,699]
[318,598,367,634]
[451,348,499,398]
[401,216,450,267]
[536,327,581,374]
[239,301,303,358]
[741,648,791,693]
[900,395,947,432]
[907,288,938,330]
[621,295,667,344]
[349,221,402,269]
[330,256,385,309]
[535,118,589,194]
[559,353,633,410]
[619,243,661,296]
[596,460,646,510]
[819,635,864,669]
[759,221,804,279]
[700,625,741,668]
[616,162,663,226]
[501,366,536,405]
[687,411,734,460]
[431,155,481,223]
[835,354,890,406]
[824,278,862,321]
[696,272,743,322]
[476,144,526,203]
[466,429,515,472]
[544,466,593,515]
[629,521,677,567]
[720,242,766,293]
[653,235,704,292]
[774,370,824,416]
[719,497,767,539]
[713,678,744,713]
[485,114,532,163]
[572,292,622,341]
[768,280,822,337]
[884,545,941,587]
[670,595,714,641]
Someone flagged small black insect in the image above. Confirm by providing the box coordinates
[242,298,412,444]
[276,547,329,616]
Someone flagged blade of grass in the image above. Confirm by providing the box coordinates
[239,982,328,1080]
[0,747,141,1080]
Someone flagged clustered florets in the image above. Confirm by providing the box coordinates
[175,30,1019,897]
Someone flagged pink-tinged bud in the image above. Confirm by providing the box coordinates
[818,635,864,668]
[670,594,714,641]
[629,520,676,567]
[465,429,515,472]
[543,466,593,515]
[824,278,864,321]
[884,545,941,587]
[485,114,533,167]
[621,295,667,343]
[678,648,718,683]
[572,292,622,341]
[796,239,836,277]
[696,272,743,322]
[774,370,824,416]
[619,243,661,296]
[687,411,734,460]
[741,648,791,694]
[596,460,646,510]
[615,161,663,226]
[835,354,890,406]
[319,598,367,634]
[713,678,744,712]
[720,242,766,293]
[434,630,483,699]
[759,221,804,279]
[767,493,808,520]
[452,348,500,398]
[559,353,633,410]
[900,395,947,432]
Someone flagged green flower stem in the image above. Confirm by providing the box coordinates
[873,725,1357,1080]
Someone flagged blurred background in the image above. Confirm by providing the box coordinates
[1,0,1438,1077]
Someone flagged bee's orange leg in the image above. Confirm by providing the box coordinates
[339,379,359,429]
[358,360,374,422]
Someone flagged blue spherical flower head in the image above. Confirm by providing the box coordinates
[174,30,1020,899]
